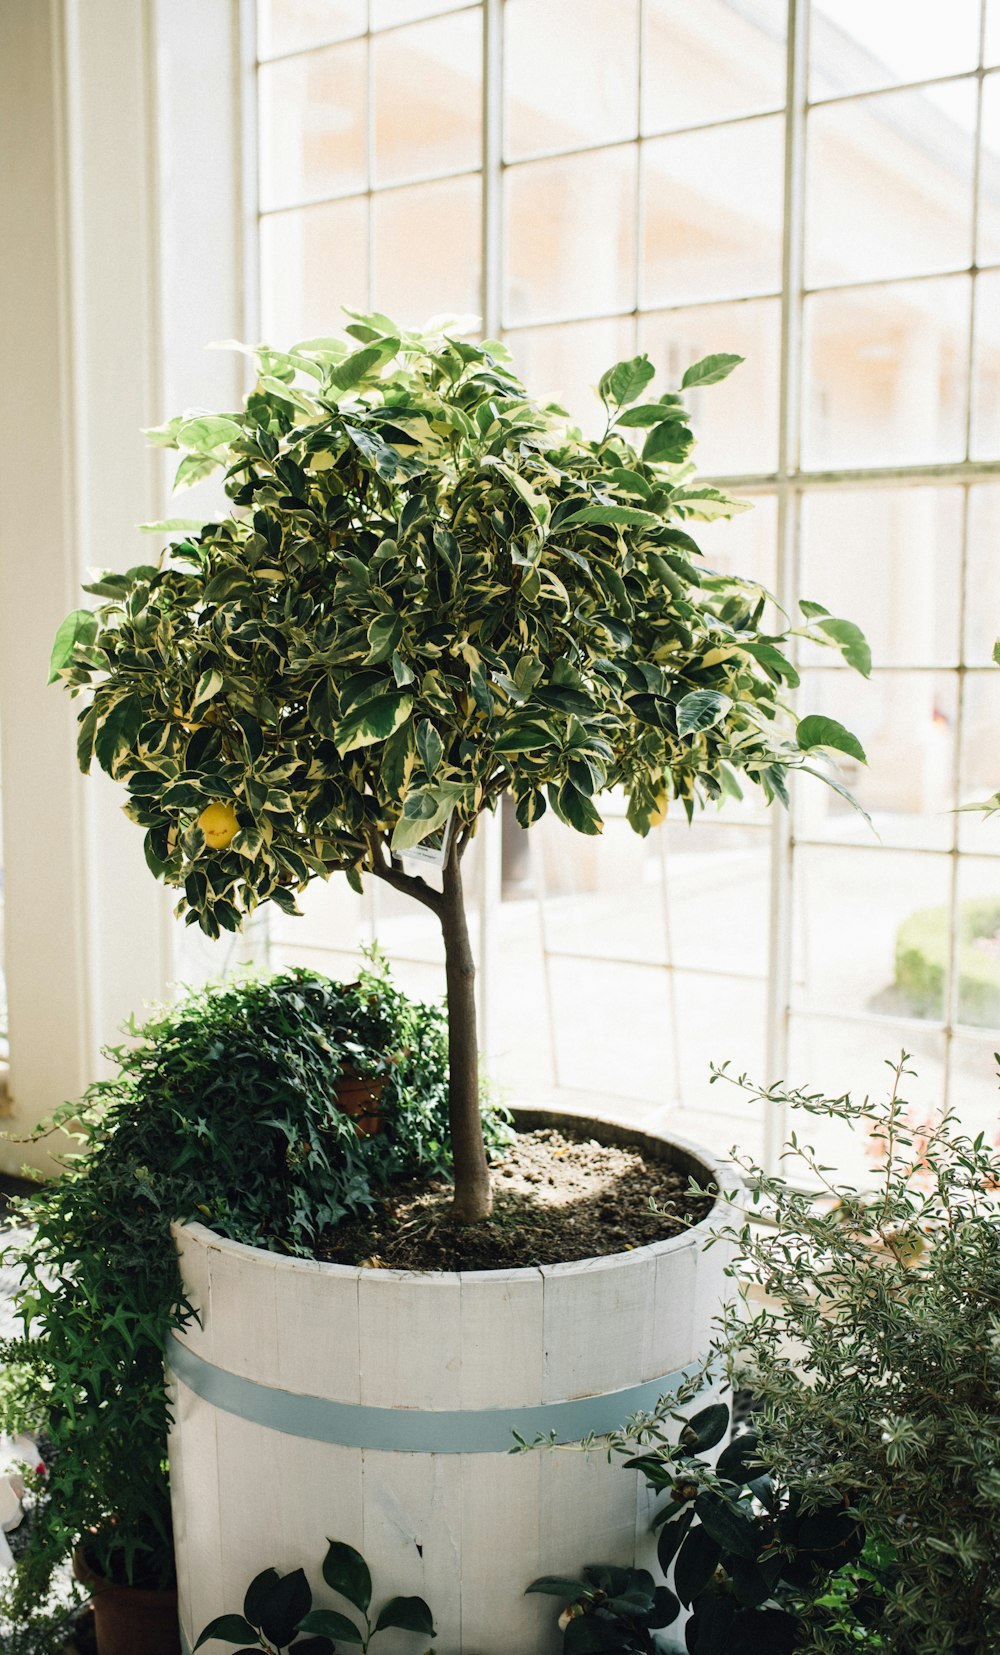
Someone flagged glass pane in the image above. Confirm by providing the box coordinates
[546,955,676,1103]
[534,806,668,967]
[670,975,768,1149]
[988,0,1000,68]
[958,672,1000,840]
[810,0,981,102]
[792,847,952,1022]
[505,0,638,161]
[977,74,1000,265]
[965,486,1000,665]
[257,0,365,58]
[805,83,976,288]
[503,315,636,437]
[372,174,481,325]
[951,859,1000,1030]
[642,0,787,135]
[971,270,1000,457]
[788,1016,947,1187]
[800,488,963,667]
[663,824,771,975]
[371,0,474,27]
[258,41,367,211]
[690,490,778,587]
[261,199,370,339]
[794,671,958,852]
[641,117,785,308]
[505,148,638,325]
[639,299,781,474]
[374,12,482,186]
[948,1036,1000,1133]
[801,276,971,468]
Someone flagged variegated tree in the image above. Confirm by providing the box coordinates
[53,314,868,1222]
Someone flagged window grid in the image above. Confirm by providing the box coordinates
[255,0,1000,1168]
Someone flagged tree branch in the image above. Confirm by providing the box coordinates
[366,829,444,917]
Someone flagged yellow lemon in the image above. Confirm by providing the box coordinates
[649,790,669,828]
[197,801,239,850]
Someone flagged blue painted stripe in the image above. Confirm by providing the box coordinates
[166,1335,702,1455]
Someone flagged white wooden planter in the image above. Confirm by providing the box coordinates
[167,1112,738,1655]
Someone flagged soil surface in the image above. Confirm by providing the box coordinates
[317,1127,716,1270]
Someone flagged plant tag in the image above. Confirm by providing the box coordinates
[394,809,456,870]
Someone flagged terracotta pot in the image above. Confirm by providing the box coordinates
[73,1548,179,1655]
[334,1064,384,1136]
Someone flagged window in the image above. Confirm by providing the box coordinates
[255,0,1000,1172]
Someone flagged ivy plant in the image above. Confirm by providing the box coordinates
[0,962,506,1610]
[52,313,868,1220]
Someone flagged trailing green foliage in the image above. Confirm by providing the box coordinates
[0,961,505,1606]
[53,313,867,940]
[194,1538,436,1654]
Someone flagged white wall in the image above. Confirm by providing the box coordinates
[0,0,249,1174]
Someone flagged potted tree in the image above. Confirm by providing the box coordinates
[52,314,867,1652]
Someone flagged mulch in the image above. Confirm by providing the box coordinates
[317,1125,716,1271]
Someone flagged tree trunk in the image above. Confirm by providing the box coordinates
[440,837,492,1222]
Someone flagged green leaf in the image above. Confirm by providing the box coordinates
[799,599,830,619]
[321,1540,372,1614]
[373,1596,436,1636]
[296,1608,364,1644]
[615,402,688,428]
[557,504,660,530]
[555,781,604,836]
[76,705,99,773]
[308,676,339,741]
[796,714,867,764]
[676,689,733,738]
[680,1403,731,1453]
[390,785,459,851]
[642,421,694,464]
[671,487,752,519]
[598,353,655,408]
[681,352,744,388]
[563,1617,625,1654]
[813,615,872,677]
[334,693,412,756]
[174,453,222,492]
[244,1567,281,1626]
[525,1575,587,1599]
[177,415,242,452]
[94,696,144,774]
[258,1568,312,1646]
[993,637,1000,667]
[141,414,184,448]
[674,1527,723,1608]
[366,612,404,664]
[137,517,208,534]
[192,1615,257,1651]
[49,610,98,683]
[416,719,444,779]
[657,1508,695,1573]
[694,1491,759,1559]
[494,724,557,754]
[191,669,224,710]
[329,339,400,390]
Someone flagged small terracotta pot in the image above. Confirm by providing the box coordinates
[73,1548,180,1655]
[335,1064,385,1136]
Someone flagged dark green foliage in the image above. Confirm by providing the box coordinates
[0,960,505,1609]
[194,1539,436,1653]
[534,1402,866,1655]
